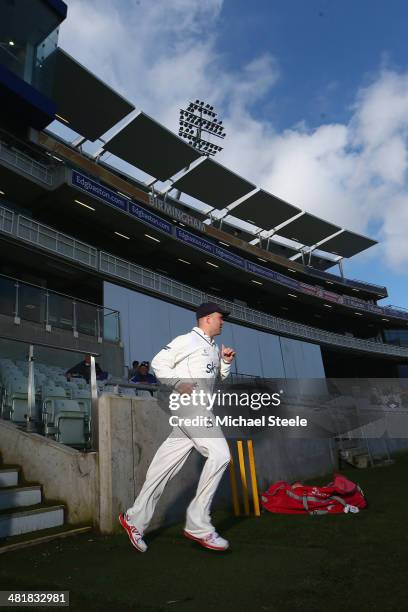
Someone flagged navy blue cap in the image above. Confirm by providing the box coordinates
[196,302,230,320]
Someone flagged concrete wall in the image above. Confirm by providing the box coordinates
[97,395,408,534]
[97,395,337,534]
[2,395,407,534]
[98,395,205,534]
[0,419,98,525]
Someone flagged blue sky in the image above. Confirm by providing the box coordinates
[219,0,405,129]
[59,0,408,309]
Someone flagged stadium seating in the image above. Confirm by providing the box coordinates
[0,359,91,446]
[60,380,76,398]
[71,387,91,416]
[0,357,158,447]
[43,398,88,446]
[0,360,29,421]
[41,384,90,446]
[8,380,31,422]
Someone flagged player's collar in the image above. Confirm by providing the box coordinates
[192,327,215,346]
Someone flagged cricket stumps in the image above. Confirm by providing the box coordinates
[228,439,261,517]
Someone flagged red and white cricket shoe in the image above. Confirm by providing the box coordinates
[183,530,229,551]
[119,513,147,552]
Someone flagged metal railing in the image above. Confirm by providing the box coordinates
[346,276,387,291]
[1,203,408,358]
[0,273,121,343]
[99,251,408,358]
[384,304,408,313]
[208,298,408,357]
[0,134,387,296]
[0,140,53,186]
[0,337,159,450]
[308,265,387,294]
[0,206,13,234]
[17,215,98,269]
[105,380,159,396]
[100,251,205,307]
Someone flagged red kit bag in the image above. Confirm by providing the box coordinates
[261,474,366,516]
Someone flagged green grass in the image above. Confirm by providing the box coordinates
[1,453,408,612]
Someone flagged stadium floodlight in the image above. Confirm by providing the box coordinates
[178,99,226,157]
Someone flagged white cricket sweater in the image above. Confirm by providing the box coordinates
[151,326,232,392]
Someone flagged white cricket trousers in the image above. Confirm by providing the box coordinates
[126,431,230,537]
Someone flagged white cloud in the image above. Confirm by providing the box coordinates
[382,194,408,267]
[60,0,228,126]
[351,70,408,150]
[221,71,408,271]
[59,1,408,272]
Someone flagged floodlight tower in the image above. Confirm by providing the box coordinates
[178,100,226,156]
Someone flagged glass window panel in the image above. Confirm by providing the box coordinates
[0,0,60,90]
[76,301,98,337]
[48,292,74,332]
[103,309,120,343]
[19,284,45,324]
[0,277,16,317]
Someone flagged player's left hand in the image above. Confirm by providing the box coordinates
[221,344,236,363]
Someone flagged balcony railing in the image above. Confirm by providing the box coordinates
[99,251,408,358]
[0,206,13,234]
[17,216,98,269]
[1,203,408,358]
[0,273,121,343]
[304,265,387,294]
[0,140,53,186]
[0,132,390,296]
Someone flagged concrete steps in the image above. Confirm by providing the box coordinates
[340,449,371,468]
[0,459,92,550]
[338,444,394,469]
[0,467,19,487]
[0,524,92,554]
[0,503,64,538]
[0,484,42,510]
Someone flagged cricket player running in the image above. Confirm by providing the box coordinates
[119,302,236,552]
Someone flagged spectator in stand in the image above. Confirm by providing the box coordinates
[130,361,157,384]
[128,360,139,380]
[66,355,108,384]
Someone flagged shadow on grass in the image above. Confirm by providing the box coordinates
[146,511,251,548]
[2,451,408,612]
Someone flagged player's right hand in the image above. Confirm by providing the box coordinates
[175,382,196,394]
